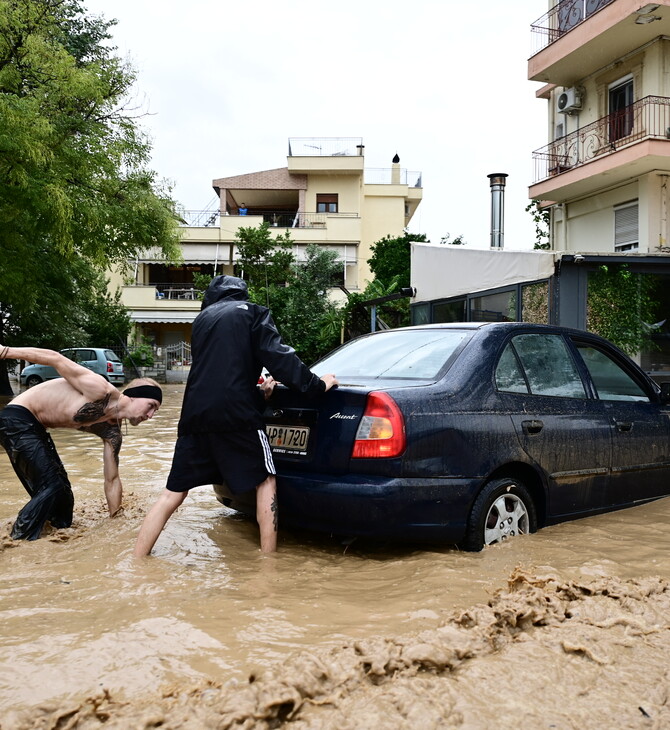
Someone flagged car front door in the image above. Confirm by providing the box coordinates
[496,333,612,519]
[573,340,670,505]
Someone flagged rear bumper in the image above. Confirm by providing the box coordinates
[215,471,483,544]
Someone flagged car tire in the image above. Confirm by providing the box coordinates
[25,375,43,387]
[462,478,537,552]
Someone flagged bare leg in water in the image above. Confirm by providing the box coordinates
[133,489,187,557]
[256,475,278,553]
[133,477,278,556]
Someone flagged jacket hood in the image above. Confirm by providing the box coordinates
[201,275,249,309]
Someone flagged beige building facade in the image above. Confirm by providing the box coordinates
[113,137,422,346]
[529,0,670,254]
[410,1,670,377]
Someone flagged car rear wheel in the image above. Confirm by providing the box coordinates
[462,478,536,552]
[25,375,43,387]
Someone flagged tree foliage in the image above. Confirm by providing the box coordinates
[367,232,427,290]
[278,244,343,364]
[357,232,428,332]
[209,224,343,363]
[587,265,657,355]
[0,0,181,393]
[439,233,466,246]
[526,200,551,250]
[235,222,294,307]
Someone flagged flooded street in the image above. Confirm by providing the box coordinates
[2,384,670,728]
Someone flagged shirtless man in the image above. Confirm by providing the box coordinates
[0,344,162,540]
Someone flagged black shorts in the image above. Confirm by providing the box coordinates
[165,428,276,495]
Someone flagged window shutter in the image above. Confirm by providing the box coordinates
[614,204,638,251]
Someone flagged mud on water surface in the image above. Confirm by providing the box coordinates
[1,385,670,728]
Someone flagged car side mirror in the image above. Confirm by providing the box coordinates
[660,382,670,406]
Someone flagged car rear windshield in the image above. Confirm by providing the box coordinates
[312,329,473,380]
[104,350,122,362]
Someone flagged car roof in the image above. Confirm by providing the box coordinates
[388,322,596,337]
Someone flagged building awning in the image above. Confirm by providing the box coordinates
[411,244,557,302]
[130,310,199,324]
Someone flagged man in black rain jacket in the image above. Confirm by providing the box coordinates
[133,275,337,555]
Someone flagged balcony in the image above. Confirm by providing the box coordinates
[288,137,364,156]
[530,95,670,200]
[529,0,670,85]
[530,0,616,54]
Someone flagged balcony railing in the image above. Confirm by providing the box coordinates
[153,283,199,300]
[532,95,670,183]
[177,210,358,228]
[178,209,220,227]
[530,0,615,55]
[364,168,423,187]
[288,137,364,156]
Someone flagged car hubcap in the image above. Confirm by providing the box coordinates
[484,493,529,545]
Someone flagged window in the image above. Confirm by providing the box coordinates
[316,194,338,213]
[609,76,634,142]
[614,202,638,252]
[312,330,473,380]
[496,334,586,398]
[73,349,95,363]
[575,343,649,401]
[433,299,466,323]
[495,344,528,394]
[470,290,515,322]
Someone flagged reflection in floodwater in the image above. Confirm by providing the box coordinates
[1,385,670,727]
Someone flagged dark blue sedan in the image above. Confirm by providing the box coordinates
[214,322,670,550]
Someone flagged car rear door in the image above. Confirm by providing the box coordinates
[496,333,613,518]
[74,349,98,372]
[572,339,670,505]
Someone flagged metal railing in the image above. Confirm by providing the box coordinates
[532,95,670,183]
[177,208,220,227]
[153,283,200,300]
[530,0,615,55]
[288,137,364,156]
[176,210,358,229]
[364,168,423,187]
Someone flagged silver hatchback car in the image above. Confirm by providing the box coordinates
[20,348,125,387]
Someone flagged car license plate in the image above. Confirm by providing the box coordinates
[266,424,310,452]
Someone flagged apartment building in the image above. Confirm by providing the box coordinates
[113,137,422,348]
[529,0,670,254]
[412,0,670,376]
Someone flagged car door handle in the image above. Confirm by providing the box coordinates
[521,419,544,435]
[615,421,633,432]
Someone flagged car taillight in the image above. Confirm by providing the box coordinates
[107,362,114,373]
[352,391,406,459]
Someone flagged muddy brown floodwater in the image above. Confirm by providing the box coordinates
[1,384,670,728]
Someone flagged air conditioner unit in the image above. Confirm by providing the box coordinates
[557,87,583,114]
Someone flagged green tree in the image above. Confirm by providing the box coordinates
[526,200,551,250]
[277,244,342,364]
[0,0,181,393]
[367,232,427,290]
[235,221,295,307]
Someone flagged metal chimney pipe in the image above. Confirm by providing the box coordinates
[488,173,508,249]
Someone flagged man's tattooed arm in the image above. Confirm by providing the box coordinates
[79,421,123,464]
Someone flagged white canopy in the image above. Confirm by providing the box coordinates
[411,244,557,303]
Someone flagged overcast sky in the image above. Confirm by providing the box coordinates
[83,0,547,251]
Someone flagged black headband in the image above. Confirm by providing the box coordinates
[123,384,162,404]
